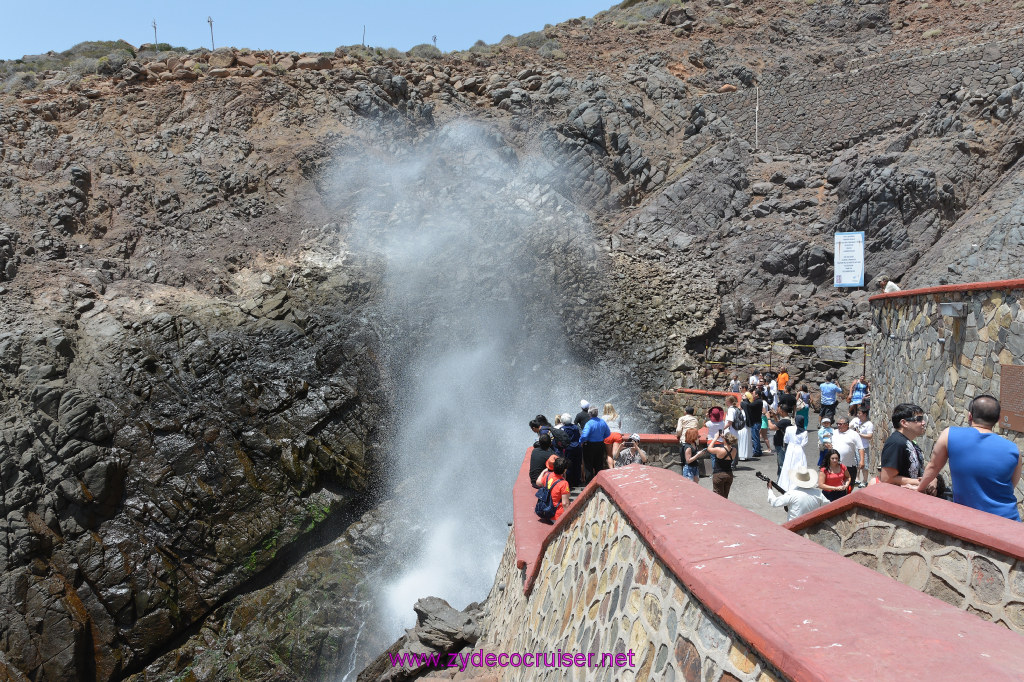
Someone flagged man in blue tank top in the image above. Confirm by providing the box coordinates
[917,395,1022,521]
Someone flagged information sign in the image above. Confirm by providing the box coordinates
[834,232,865,287]
[999,365,1024,433]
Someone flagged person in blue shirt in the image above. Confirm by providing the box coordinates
[579,406,611,484]
[818,372,841,423]
[847,375,870,407]
[917,395,1022,521]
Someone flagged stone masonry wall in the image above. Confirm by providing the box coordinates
[703,33,1024,152]
[870,284,1024,516]
[479,492,786,682]
[649,389,737,432]
[795,507,1024,634]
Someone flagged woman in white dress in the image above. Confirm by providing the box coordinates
[778,415,809,491]
[726,396,753,461]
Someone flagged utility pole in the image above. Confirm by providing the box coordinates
[152,20,158,47]
[362,25,366,48]
[208,16,215,50]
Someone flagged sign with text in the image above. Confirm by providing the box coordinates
[834,231,865,287]
[999,364,1024,433]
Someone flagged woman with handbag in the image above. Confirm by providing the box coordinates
[796,384,811,426]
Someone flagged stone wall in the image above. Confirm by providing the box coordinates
[869,281,1024,514]
[703,33,1024,152]
[649,389,739,433]
[497,465,1024,681]
[795,506,1024,633]
[481,492,785,682]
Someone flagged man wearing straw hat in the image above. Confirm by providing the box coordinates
[767,465,828,521]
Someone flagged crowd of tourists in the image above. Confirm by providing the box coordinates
[528,401,645,522]
[528,373,1021,526]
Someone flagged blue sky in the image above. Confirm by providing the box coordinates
[1,1,615,61]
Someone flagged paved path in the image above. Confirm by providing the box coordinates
[663,433,823,524]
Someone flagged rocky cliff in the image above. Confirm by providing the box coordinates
[2,0,1024,679]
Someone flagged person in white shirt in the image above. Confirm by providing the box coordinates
[768,465,828,521]
[877,275,900,293]
[729,376,741,392]
[851,407,874,487]
[831,417,865,487]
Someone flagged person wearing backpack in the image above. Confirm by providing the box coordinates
[556,413,583,487]
[726,395,753,461]
[535,456,570,523]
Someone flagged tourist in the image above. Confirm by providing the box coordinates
[796,384,811,426]
[777,366,790,393]
[556,413,583,487]
[831,417,864,487]
[611,434,648,468]
[817,417,834,467]
[766,405,793,478]
[748,370,762,389]
[819,450,851,501]
[675,406,699,441]
[529,418,550,445]
[725,395,752,461]
[779,415,809,491]
[529,433,556,487]
[847,375,870,409]
[879,403,928,489]
[851,407,873,487]
[917,396,1022,520]
[744,389,765,458]
[536,456,570,522]
[778,387,797,416]
[680,427,702,483]
[768,372,779,407]
[708,432,738,499]
[877,275,901,293]
[819,372,841,423]
[602,402,623,460]
[579,406,611,483]
[574,400,591,429]
[729,375,741,392]
[768,465,828,521]
[706,406,726,443]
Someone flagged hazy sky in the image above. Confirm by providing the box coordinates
[1,0,614,61]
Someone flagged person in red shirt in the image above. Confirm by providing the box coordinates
[536,456,571,522]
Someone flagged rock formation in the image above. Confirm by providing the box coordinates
[1,0,1023,679]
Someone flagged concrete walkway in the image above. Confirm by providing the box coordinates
[664,433,825,524]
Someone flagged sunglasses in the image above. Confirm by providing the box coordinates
[905,415,927,423]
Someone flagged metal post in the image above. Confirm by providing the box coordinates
[152,20,158,47]
[862,342,867,377]
[754,83,760,151]
[362,26,366,48]
[208,16,215,50]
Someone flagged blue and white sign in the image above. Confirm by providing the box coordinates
[834,231,865,287]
